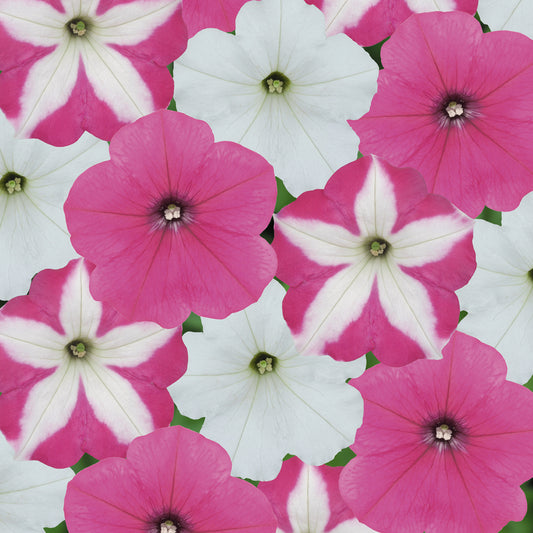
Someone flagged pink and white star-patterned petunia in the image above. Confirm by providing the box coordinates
[306,0,478,46]
[273,155,475,366]
[0,0,187,145]
[0,258,187,468]
[259,457,378,533]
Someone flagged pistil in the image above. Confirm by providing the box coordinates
[164,204,181,221]
[435,423,453,441]
[5,177,21,194]
[160,520,177,533]
[445,101,463,118]
[370,241,386,257]
[266,78,283,94]
[70,342,87,358]
[70,20,87,36]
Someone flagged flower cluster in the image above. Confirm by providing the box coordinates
[1,0,533,532]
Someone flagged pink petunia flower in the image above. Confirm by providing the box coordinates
[352,11,533,217]
[64,425,277,533]
[259,456,377,533]
[339,332,533,533]
[0,258,186,468]
[0,0,187,145]
[273,155,474,366]
[306,0,477,46]
[64,110,277,328]
[182,0,253,36]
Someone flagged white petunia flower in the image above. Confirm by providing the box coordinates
[0,110,108,300]
[477,0,533,37]
[457,191,533,384]
[0,431,73,532]
[173,0,378,197]
[169,280,365,481]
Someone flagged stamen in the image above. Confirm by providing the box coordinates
[160,520,177,533]
[70,342,87,358]
[267,78,283,94]
[257,357,273,374]
[435,424,453,441]
[445,101,463,118]
[70,20,87,36]
[370,241,386,256]
[164,204,181,221]
[5,177,21,194]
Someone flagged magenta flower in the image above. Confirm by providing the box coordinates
[65,110,277,328]
[339,332,533,533]
[306,0,477,46]
[64,425,277,533]
[0,259,186,468]
[273,155,474,366]
[259,456,376,533]
[0,0,187,145]
[182,0,251,36]
[352,11,533,217]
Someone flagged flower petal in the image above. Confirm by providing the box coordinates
[14,361,80,460]
[15,39,80,138]
[0,0,64,47]
[377,259,443,359]
[96,0,181,46]
[79,359,155,443]
[80,37,154,122]
[0,433,73,532]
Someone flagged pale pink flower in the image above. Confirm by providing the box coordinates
[0,258,186,467]
[273,155,474,365]
[340,332,533,533]
[352,11,533,217]
[65,110,277,328]
[64,425,277,533]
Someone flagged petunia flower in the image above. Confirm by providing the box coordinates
[0,258,187,468]
[64,110,277,328]
[273,155,474,366]
[339,332,533,533]
[457,191,533,384]
[352,11,533,217]
[0,0,187,145]
[173,0,378,197]
[0,109,108,300]
[478,0,533,37]
[64,425,277,533]
[305,0,478,46]
[169,280,365,481]
[182,0,252,36]
[0,431,73,532]
[258,456,378,533]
